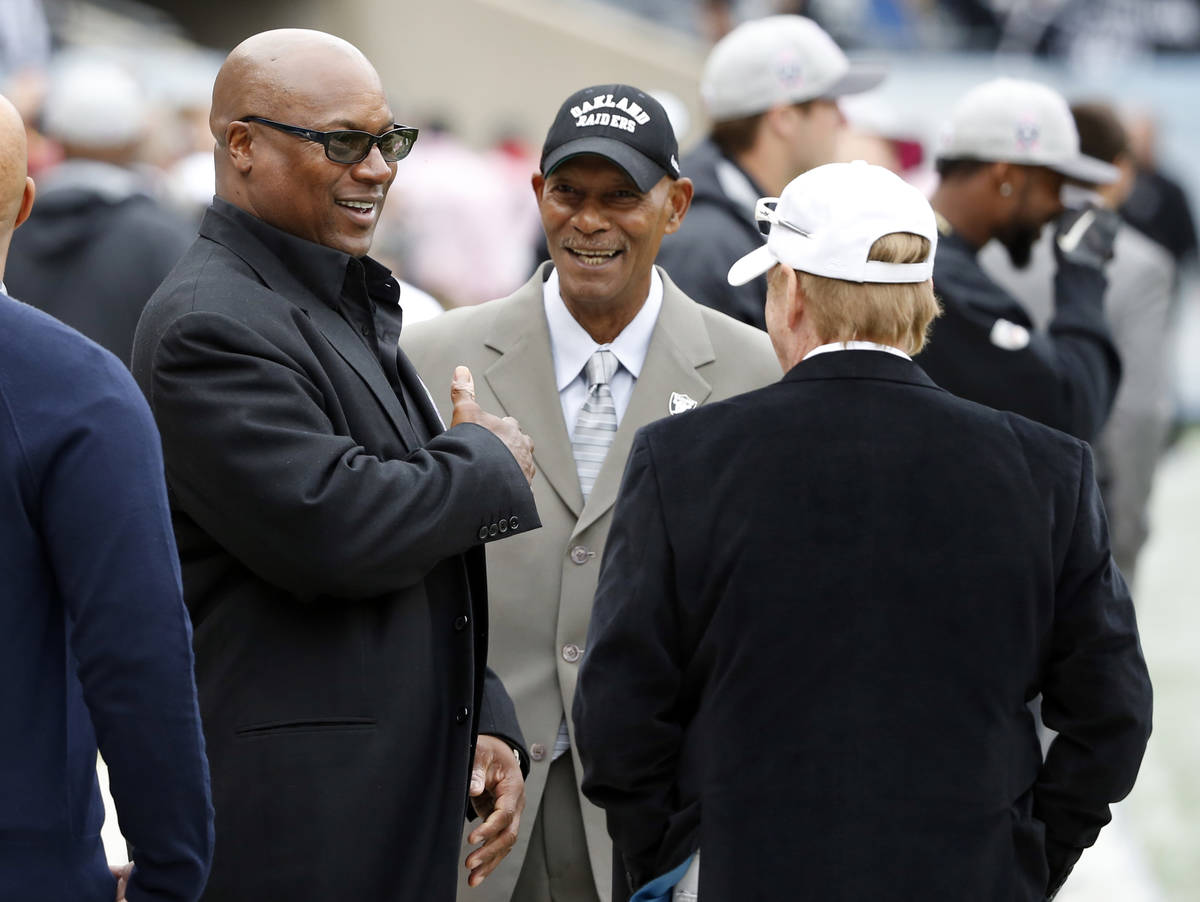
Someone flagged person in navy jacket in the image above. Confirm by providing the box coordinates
[575,162,1152,902]
[0,95,213,900]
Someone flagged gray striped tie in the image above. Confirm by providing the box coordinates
[572,349,619,503]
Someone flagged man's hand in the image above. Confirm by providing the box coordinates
[464,734,526,888]
[1054,202,1120,270]
[450,366,536,485]
[110,862,133,901]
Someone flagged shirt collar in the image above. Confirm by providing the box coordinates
[803,340,912,361]
[543,266,663,390]
[714,156,764,221]
[212,197,398,311]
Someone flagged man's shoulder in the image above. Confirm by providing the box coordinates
[661,273,777,373]
[144,234,290,323]
[401,272,543,360]
[1,293,126,379]
[0,294,147,435]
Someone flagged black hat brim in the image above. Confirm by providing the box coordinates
[542,137,673,193]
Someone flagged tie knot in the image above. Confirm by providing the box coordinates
[584,349,618,390]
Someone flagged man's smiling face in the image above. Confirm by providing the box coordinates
[240,59,397,258]
[533,155,683,315]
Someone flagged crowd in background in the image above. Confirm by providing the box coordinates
[2,2,1199,900]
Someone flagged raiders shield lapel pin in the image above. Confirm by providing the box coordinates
[668,392,698,415]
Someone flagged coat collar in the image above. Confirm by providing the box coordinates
[783,347,942,392]
[482,263,715,531]
[198,200,424,450]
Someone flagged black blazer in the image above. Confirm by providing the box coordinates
[132,201,538,901]
[574,350,1151,902]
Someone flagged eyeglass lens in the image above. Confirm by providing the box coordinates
[326,129,415,164]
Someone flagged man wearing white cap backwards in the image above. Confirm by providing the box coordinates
[920,77,1123,442]
[656,15,884,331]
[575,161,1151,902]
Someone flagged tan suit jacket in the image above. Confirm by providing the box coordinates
[401,264,780,900]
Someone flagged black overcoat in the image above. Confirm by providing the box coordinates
[574,350,1151,902]
[131,200,538,901]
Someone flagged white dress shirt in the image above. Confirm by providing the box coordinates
[542,266,663,438]
[803,340,911,361]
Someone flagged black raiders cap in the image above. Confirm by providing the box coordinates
[540,84,681,192]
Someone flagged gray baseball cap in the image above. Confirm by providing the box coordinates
[701,15,886,121]
[936,78,1119,185]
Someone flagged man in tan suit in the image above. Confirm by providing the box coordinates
[402,84,779,902]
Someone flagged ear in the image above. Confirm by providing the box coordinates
[531,171,546,205]
[762,103,795,140]
[663,177,694,234]
[13,176,35,230]
[225,121,254,174]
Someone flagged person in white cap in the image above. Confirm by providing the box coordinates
[575,161,1152,902]
[5,55,197,364]
[920,77,1123,442]
[656,14,884,331]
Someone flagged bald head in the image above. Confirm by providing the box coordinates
[0,94,36,277]
[211,29,381,153]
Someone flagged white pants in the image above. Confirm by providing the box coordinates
[672,851,700,901]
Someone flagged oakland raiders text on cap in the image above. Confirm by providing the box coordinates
[541,84,681,193]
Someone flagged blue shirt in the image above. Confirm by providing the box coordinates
[0,291,213,900]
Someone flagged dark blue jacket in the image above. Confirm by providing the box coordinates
[656,138,769,329]
[0,290,213,901]
[918,227,1121,442]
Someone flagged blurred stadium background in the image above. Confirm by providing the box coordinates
[5,1,1199,898]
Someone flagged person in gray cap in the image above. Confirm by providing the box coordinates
[920,77,1123,442]
[402,83,779,902]
[979,101,1175,586]
[656,14,884,330]
[5,56,197,364]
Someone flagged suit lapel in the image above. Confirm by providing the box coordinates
[200,204,422,451]
[572,271,714,537]
[294,290,422,451]
[396,348,447,437]
[483,272,584,517]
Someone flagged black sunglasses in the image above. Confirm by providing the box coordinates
[242,116,419,164]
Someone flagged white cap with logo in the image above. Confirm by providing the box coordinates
[727,160,937,287]
[701,15,885,122]
[936,78,1119,185]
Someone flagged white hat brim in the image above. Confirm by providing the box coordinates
[1049,153,1121,185]
[822,65,887,99]
[727,243,779,286]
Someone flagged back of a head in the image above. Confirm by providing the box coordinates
[1070,102,1129,166]
[800,231,939,355]
[0,94,30,254]
[40,56,148,159]
[728,161,940,353]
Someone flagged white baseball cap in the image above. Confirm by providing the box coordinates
[701,15,885,121]
[41,57,148,149]
[936,78,1119,185]
[727,160,937,286]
